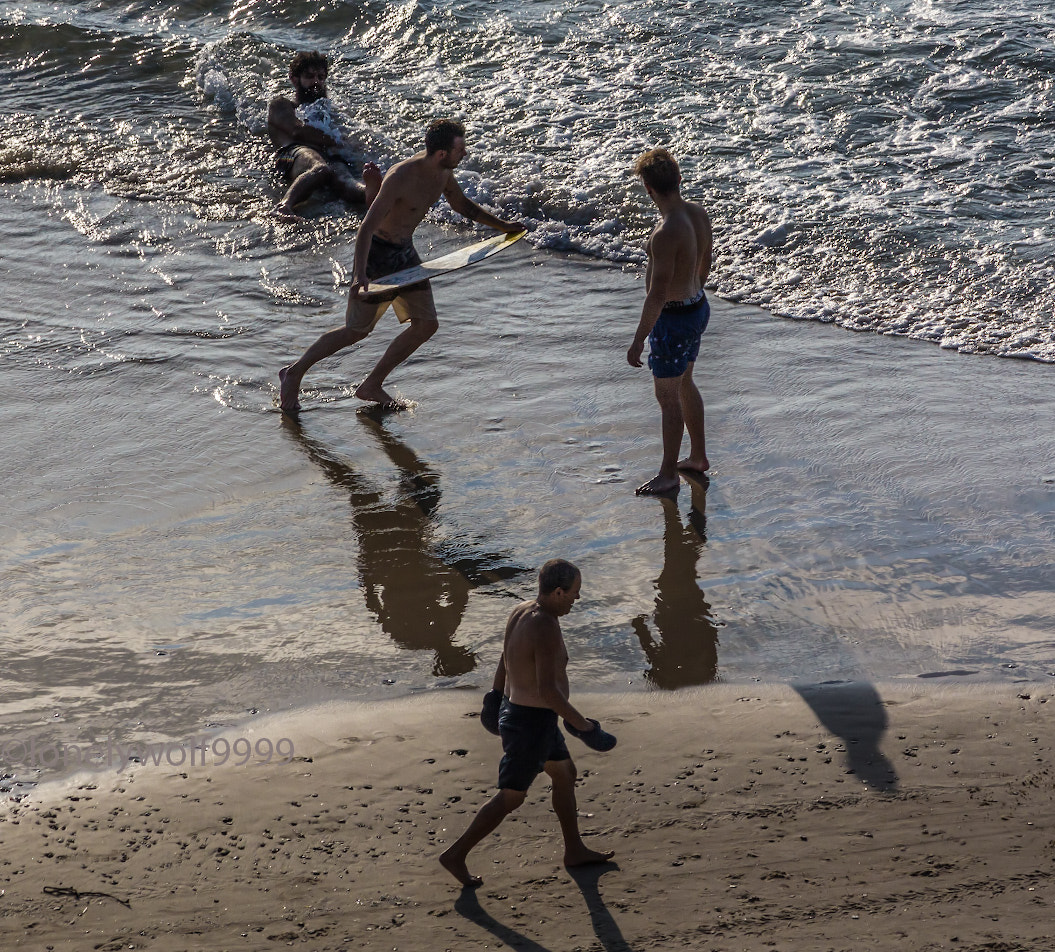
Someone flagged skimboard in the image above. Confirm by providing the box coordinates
[362,229,526,297]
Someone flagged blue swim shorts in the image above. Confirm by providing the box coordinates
[647,291,710,378]
[497,700,571,792]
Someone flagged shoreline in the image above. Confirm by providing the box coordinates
[4,683,1053,950]
[5,663,1049,797]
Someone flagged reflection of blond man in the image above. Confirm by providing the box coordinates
[440,559,615,887]
[627,148,714,495]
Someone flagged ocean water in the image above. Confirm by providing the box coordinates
[2,0,1054,786]
[6,0,1054,354]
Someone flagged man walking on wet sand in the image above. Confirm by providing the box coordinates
[279,118,523,414]
[440,559,615,888]
[627,148,714,495]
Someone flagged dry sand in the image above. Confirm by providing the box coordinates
[3,683,1053,951]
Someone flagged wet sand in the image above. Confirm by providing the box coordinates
[4,683,1053,951]
[6,208,1055,762]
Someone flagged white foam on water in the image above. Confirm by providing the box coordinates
[163,0,1052,366]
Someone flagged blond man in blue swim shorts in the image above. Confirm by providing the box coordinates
[627,148,715,495]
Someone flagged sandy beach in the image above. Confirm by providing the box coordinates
[6,133,1055,952]
[4,683,1053,951]
[5,5,1055,950]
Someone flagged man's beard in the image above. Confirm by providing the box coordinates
[297,84,326,104]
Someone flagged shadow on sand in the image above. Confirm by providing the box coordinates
[793,681,899,792]
[453,862,633,952]
[567,861,635,952]
[454,889,555,952]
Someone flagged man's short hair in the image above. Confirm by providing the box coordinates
[634,148,681,195]
[290,50,328,78]
[539,559,580,595]
[425,118,466,155]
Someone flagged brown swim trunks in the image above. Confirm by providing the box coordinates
[346,235,438,332]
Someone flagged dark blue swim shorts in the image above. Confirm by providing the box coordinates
[647,291,710,378]
[497,700,571,792]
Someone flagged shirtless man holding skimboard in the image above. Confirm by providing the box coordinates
[279,119,523,414]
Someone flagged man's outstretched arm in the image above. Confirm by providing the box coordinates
[443,177,524,233]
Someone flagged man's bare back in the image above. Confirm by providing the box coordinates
[644,199,712,303]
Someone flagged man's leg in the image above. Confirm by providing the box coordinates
[362,162,383,205]
[330,162,366,203]
[275,151,333,216]
[677,361,709,473]
[331,161,384,206]
[354,284,438,408]
[440,788,526,887]
[544,758,614,867]
[353,317,437,408]
[279,297,384,414]
[636,375,684,495]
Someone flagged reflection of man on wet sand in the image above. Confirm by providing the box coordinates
[281,413,528,676]
[440,560,615,888]
[267,50,381,217]
[627,148,714,495]
[279,118,524,415]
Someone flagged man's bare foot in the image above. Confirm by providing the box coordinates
[363,162,383,206]
[564,846,615,868]
[635,474,680,496]
[440,851,483,888]
[677,456,710,474]
[278,366,301,415]
[354,381,408,410]
[271,203,307,223]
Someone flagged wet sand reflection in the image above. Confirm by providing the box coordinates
[632,475,720,688]
[283,411,529,676]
